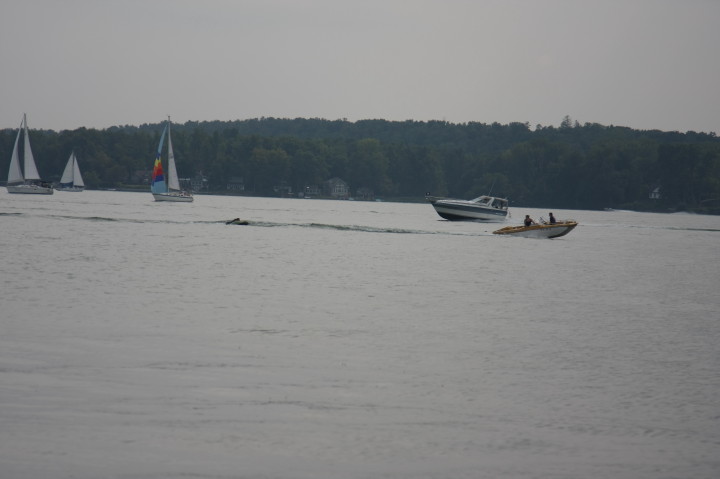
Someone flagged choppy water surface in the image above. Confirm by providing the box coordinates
[1,190,719,479]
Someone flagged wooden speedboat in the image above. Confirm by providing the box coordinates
[493,220,578,239]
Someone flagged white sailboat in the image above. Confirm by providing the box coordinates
[56,151,85,192]
[6,114,54,194]
[150,116,193,202]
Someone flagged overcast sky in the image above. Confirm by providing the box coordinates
[2,0,719,133]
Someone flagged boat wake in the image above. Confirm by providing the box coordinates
[233,220,488,236]
[581,222,720,233]
[3,211,497,236]
[306,222,429,234]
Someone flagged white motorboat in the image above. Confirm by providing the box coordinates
[493,220,578,239]
[427,195,508,221]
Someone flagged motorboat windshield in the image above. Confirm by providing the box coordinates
[471,196,508,209]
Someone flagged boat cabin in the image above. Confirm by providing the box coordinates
[472,196,508,210]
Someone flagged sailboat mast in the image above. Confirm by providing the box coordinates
[167,115,171,160]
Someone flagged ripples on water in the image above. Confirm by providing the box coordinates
[1,190,719,479]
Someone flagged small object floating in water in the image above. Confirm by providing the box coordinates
[226,218,249,225]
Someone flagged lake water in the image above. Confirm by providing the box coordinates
[1,190,719,479]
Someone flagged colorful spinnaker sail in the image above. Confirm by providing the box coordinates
[150,125,168,194]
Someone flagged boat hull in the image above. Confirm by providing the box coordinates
[56,187,84,192]
[153,192,194,203]
[431,201,507,221]
[493,221,578,239]
[6,184,54,195]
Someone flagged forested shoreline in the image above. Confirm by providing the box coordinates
[3,116,719,214]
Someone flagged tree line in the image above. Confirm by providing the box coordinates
[2,116,719,213]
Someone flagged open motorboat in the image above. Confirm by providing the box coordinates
[426,195,508,221]
[493,220,578,239]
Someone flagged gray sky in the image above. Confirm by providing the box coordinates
[2,0,719,133]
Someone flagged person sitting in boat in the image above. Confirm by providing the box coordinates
[524,215,535,227]
[549,212,557,224]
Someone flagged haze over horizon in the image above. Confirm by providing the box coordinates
[2,0,719,134]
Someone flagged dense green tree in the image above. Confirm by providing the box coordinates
[287,141,330,192]
[2,117,719,213]
[245,147,290,194]
[348,138,392,195]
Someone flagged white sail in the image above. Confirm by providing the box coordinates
[59,152,75,184]
[72,155,84,187]
[6,114,53,194]
[167,121,181,192]
[58,152,85,190]
[22,114,41,180]
[7,120,24,185]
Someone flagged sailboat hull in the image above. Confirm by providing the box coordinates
[56,186,85,192]
[153,192,194,202]
[7,183,54,194]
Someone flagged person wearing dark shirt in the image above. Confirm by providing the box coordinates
[549,212,557,224]
[524,215,535,227]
